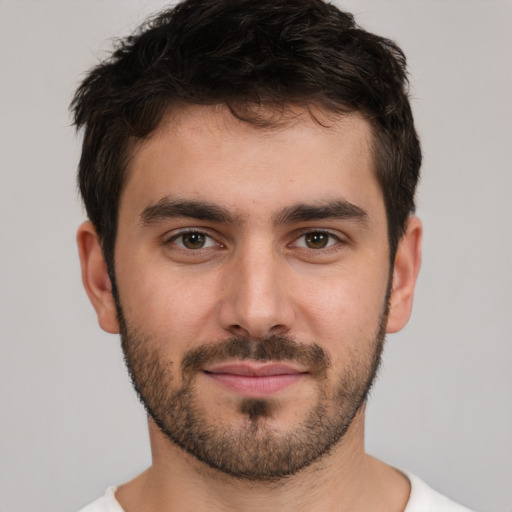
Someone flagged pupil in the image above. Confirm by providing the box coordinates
[183,232,205,249]
[306,232,328,248]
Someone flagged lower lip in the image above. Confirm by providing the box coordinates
[205,372,305,397]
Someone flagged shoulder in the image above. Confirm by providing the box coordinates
[404,472,475,512]
[77,486,125,512]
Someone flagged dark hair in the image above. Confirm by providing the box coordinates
[71,0,421,277]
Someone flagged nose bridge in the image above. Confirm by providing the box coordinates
[219,237,292,338]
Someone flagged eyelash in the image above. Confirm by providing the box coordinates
[165,229,344,253]
[291,230,342,250]
[166,230,221,251]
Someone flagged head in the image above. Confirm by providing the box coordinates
[73,0,422,481]
[72,0,421,282]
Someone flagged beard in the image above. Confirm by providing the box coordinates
[116,300,388,481]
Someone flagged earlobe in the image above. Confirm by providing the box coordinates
[386,216,422,334]
[76,221,120,334]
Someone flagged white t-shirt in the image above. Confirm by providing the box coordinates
[403,472,474,512]
[78,471,474,512]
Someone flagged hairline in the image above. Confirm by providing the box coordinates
[104,101,398,274]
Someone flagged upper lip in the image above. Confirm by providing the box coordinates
[204,362,308,377]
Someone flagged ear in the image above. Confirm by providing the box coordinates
[76,221,119,334]
[386,216,423,333]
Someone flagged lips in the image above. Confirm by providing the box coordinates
[203,362,308,397]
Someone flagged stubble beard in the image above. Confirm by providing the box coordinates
[116,301,388,481]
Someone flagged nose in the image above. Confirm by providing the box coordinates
[217,242,295,339]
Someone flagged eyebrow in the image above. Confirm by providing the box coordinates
[140,198,238,225]
[140,197,368,227]
[273,200,368,226]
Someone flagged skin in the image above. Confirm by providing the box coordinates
[77,104,422,511]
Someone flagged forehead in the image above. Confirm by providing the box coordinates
[150,103,373,161]
[120,104,382,223]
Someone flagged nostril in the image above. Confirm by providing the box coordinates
[269,324,290,336]
[229,324,249,336]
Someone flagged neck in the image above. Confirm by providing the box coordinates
[115,410,410,512]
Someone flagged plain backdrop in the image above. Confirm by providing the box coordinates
[0,1,511,511]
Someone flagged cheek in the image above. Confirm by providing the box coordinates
[117,262,222,345]
[294,264,389,346]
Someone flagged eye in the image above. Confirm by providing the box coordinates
[294,231,339,249]
[169,231,218,250]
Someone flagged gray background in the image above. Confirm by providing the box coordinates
[0,1,511,511]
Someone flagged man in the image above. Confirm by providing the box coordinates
[73,0,473,510]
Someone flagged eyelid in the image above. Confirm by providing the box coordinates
[162,227,348,252]
[289,229,345,250]
[164,228,222,249]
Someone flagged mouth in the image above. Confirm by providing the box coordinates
[203,362,309,397]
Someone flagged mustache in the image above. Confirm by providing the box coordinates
[181,335,331,378]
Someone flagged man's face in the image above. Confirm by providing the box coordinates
[112,105,392,479]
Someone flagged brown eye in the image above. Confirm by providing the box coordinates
[170,231,217,250]
[181,232,207,249]
[166,229,223,259]
[304,232,330,249]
